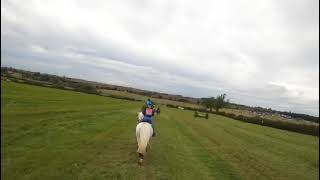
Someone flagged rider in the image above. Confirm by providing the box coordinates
[141,99,156,137]
[146,98,153,107]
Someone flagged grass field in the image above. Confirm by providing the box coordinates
[2,82,319,180]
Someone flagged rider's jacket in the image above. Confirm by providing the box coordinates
[142,107,154,124]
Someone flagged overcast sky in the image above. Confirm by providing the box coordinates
[1,0,319,116]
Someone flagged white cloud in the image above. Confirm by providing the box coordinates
[1,0,319,116]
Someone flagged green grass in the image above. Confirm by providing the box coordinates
[2,82,319,180]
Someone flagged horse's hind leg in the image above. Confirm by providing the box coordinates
[146,143,151,152]
[138,153,144,165]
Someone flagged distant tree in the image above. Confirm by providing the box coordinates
[8,67,16,72]
[201,93,227,112]
[82,84,96,93]
[34,72,41,77]
[223,99,230,108]
[201,97,215,112]
[1,67,7,73]
[49,76,61,84]
[178,98,189,103]
[213,93,226,112]
[39,74,50,81]
[205,113,209,119]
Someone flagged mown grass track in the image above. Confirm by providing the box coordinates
[1,82,319,180]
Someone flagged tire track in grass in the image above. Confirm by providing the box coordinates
[182,117,277,180]
[158,110,239,180]
[3,106,139,180]
[167,108,286,180]
[69,111,140,180]
[207,115,319,180]
[149,115,214,179]
[211,114,318,148]
[72,108,159,180]
[179,111,318,180]
[172,117,240,180]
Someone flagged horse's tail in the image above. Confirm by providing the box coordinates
[137,123,152,154]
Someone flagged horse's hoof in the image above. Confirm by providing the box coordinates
[138,159,143,165]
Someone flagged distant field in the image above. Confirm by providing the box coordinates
[2,82,319,180]
[3,72,316,125]
[99,88,317,125]
[98,88,200,108]
[221,108,318,126]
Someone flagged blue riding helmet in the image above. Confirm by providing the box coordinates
[146,99,153,107]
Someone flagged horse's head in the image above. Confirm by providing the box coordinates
[137,112,144,123]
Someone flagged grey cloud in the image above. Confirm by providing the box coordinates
[1,0,319,116]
